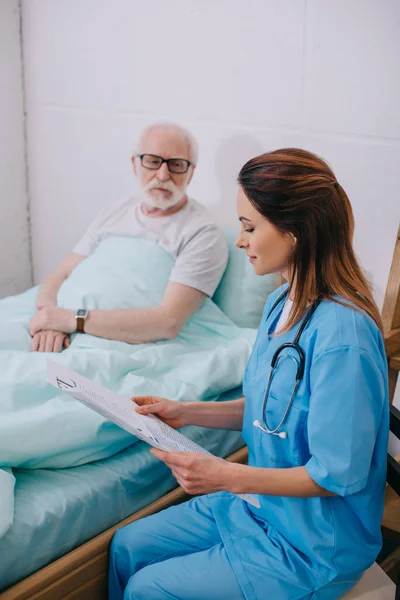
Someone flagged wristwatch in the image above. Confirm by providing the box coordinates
[75,309,88,333]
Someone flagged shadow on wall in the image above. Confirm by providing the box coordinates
[213,134,264,228]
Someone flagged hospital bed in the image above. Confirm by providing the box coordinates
[0,387,247,599]
[4,228,396,599]
[0,229,275,599]
[2,430,395,600]
[2,405,396,600]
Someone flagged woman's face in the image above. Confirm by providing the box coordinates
[236,186,295,277]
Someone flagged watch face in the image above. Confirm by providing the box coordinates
[77,309,88,318]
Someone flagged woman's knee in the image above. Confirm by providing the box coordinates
[110,527,128,567]
[109,522,142,580]
[124,567,162,600]
[110,517,164,576]
[111,519,147,559]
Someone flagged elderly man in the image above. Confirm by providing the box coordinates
[30,123,228,352]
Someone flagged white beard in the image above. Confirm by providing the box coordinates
[140,178,187,211]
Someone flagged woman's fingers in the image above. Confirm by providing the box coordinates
[134,398,170,417]
[133,396,159,407]
[133,398,184,429]
[135,403,162,415]
[151,450,191,469]
[151,448,169,461]
[133,396,146,405]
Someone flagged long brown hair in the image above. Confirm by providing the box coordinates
[238,148,383,332]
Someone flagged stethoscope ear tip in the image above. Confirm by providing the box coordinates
[253,419,261,428]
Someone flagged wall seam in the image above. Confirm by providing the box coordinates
[18,0,34,286]
[300,0,309,132]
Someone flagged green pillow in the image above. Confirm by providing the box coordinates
[213,228,279,329]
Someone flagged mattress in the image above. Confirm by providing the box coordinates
[0,388,244,591]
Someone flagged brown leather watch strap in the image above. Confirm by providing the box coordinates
[75,309,88,333]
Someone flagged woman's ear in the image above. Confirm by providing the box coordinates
[288,232,297,246]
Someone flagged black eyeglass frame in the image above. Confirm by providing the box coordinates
[137,154,192,174]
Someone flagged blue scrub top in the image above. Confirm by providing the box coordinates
[208,285,389,599]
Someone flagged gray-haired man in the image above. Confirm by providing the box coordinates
[30,123,228,351]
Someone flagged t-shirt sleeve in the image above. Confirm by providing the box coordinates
[72,204,114,256]
[169,225,228,297]
[304,346,386,496]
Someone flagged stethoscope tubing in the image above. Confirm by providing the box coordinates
[256,290,321,438]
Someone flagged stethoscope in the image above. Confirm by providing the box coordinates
[253,290,321,439]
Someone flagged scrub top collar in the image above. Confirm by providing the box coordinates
[265,285,290,337]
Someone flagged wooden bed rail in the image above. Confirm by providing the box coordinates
[0,446,248,600]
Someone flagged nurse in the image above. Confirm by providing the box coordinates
[108,148,389,599]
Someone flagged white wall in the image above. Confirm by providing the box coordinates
[0,0,31,297]
[22,0,399,310]
[19,0,400,412]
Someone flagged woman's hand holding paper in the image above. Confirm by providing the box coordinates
[134,396,188,429]
[151,449,233,496]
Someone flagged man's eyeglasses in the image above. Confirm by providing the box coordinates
[137,154,191,174]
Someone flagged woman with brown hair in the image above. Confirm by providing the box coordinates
[109,149,389,599]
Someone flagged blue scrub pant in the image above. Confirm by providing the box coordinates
[108,496,244,600]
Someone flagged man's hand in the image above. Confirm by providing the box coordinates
[30,330,70,353]
[30,307,76,336]
[151,449,233,496]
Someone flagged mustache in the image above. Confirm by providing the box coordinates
[143,178,178,193]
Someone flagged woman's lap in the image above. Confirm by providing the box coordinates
[109,496,244,599]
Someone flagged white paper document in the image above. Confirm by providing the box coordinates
[46,359,260,508]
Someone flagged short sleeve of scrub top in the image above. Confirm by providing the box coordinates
[305,346,387,496]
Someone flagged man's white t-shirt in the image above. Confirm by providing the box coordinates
[73,196,229,297]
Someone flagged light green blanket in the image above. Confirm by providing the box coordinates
[0,237,256,538]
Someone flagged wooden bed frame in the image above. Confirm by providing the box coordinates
[0,446,248,600]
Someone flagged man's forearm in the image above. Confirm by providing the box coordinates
[82,306,180,343]
[183,398,245,431]
[32,278,206,343]
[36,253,84,310]
[36,274,66,309]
